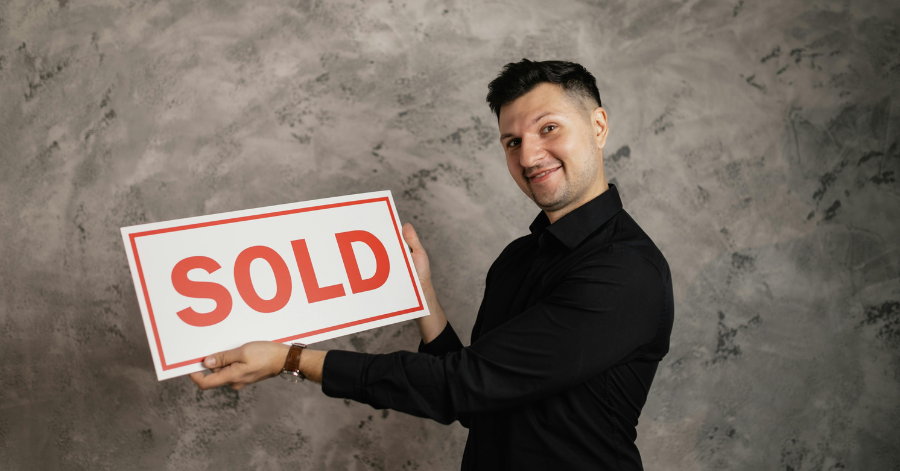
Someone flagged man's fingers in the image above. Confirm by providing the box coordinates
[403,223,425,254]
[402,222,433,284]
[191,341,289,390]
[191,365,239,390]
[189,371,206,386]
[203,346,244,369]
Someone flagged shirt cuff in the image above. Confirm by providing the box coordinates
[417,321,465,356]
[321,350,372,402]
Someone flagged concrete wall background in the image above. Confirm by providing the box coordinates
[1,0,898,469]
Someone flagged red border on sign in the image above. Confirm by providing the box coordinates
[129,196,424,371]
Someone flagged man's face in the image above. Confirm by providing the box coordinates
[498,83,608,220]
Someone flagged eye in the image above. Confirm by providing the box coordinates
[542,124,557,133]
[506,138,521,148]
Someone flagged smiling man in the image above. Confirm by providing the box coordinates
[191,59,674,470]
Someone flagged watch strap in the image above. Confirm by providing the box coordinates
[281,343,307,382]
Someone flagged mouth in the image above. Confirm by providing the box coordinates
[527,166,561,184]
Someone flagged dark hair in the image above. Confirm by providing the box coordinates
[486,59,601,119]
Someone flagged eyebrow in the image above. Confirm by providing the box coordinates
[531,112,553,125]
[499,112,557,141]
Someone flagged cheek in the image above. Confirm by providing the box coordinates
[549,132,586,167]
[506,154,522,177]
[505,155,530,190]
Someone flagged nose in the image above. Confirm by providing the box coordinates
[518,135,547,170]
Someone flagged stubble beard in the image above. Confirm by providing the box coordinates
[529,173,571,212]
[528,159,596,213]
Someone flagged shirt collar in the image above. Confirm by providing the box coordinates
[528,183,624,250]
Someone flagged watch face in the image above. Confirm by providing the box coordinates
[280,370,303,383]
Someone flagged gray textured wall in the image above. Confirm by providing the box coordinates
[1,0,898,469]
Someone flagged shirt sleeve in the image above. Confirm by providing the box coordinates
[417,321,465,356]
[321,250,666,425]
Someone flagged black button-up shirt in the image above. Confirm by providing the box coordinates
[323,184,674,470]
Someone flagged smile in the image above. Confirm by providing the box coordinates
[528,166,560,183]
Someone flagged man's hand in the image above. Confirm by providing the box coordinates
[403,223,432,284]
[403,223,448,343]
[189,341,290,390]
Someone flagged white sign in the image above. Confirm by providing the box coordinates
[121,191,429,380]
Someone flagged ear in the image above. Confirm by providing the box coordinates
[591,107,609,151]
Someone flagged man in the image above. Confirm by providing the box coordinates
[191,59,674,470]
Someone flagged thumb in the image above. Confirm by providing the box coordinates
[204,346,243,369]
[403,223,425,254]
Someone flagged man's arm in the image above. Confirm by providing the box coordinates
[320,250,668,425]
[190,341,327,389]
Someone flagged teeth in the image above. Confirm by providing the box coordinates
[533,169,553,178]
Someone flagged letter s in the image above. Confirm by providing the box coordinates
[171,256,233,327]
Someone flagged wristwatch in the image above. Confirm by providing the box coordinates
[279,343,307,383]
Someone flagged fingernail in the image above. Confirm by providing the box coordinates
[205,356,217,368]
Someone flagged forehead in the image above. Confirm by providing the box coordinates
[497,83,583,132]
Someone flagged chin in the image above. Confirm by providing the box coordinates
[536,200,568,212]
[530,189,570,212]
